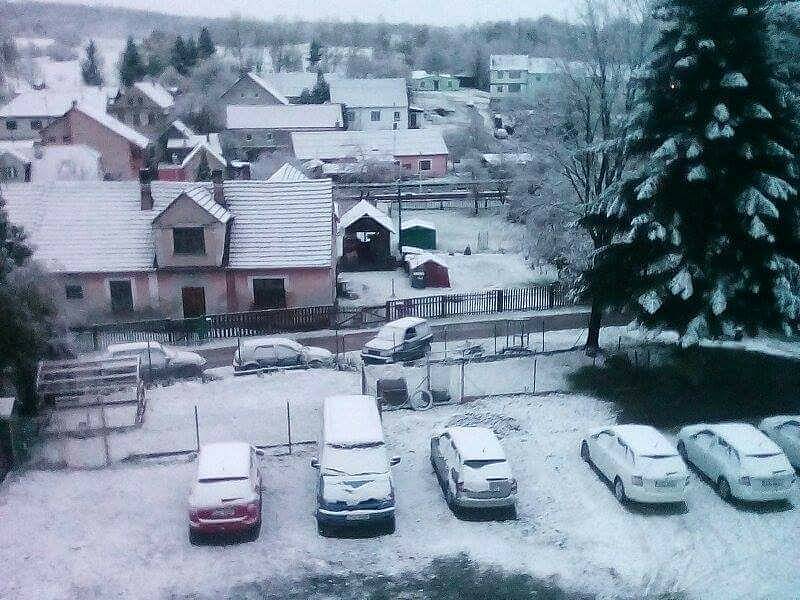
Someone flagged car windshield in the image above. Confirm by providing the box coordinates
[463,459,506,468]
[376,327,403,341]
[322,445,388,476]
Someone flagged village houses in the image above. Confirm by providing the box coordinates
[107,80,176,137]
[1,172,336,326]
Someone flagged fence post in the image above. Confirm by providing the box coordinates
[494,322,497,355]
[194,405,200,452]
[496,288,504,313]
[361,365,366,394]
[286,401,292,455]
[542,320,546,353]
[533,357,537,394]
[548,284,555,309]
[443,327,447,359]
[460,360,465,403]
[92,325,100,351]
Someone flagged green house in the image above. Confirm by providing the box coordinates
[410,71,460,92]
[400,219,437,250]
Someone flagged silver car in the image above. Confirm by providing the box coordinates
[233,337,334,371]
[759,416,800,470]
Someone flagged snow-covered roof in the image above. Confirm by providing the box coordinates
[401,218,436,231]
[71,104,150,149]
[133,81,174,109]
[323,395,384,448]
[446,427,506,462]
[226,104,343,130]
[266,163,310,183]
[237,337,303,354]
[0,139,35,162]
[30,145,102,182]
[156,186,232,224]
[407,252,448,270]
[2,179,333,273]
[411,70,453,80]
[0,88,108,118]
[329,78,408,108]
[401,245,425,255]
[261,72,341,99]
[244,72,290,105]
[338,199,396,234]
[167,133,222,154]
[169,119,195,138]
[197,442,251,481]
[490,54,531,71]
[171,140,226,169]
[760,415,800,429]
[481,153,533,166]
[386,316,427,329]
[611,425,677,456]
[291,129,448,161]
[708,423,783,454]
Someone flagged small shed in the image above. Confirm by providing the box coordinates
[400,219,437,250]
[407,253,450,288]
[338,199,397,271]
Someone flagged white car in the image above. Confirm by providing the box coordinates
[430,426,517,515]
[233,337,334,371]
[677,423,796,502]
[758,416,800,470]
[188,442,264,543]
[581,424,689,504]
[107,341,206,377]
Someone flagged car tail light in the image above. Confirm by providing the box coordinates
[739,476,751,486]
[631,475,643,487]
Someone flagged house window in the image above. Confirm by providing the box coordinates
[393,122,398,130]
[6,120,17,130]
[30,119,42,130]
[252,278,286,309]
[109,280,134,313]
[172,227,206,255]
[62,136,71,143]
[497,85,504,93]
[419,159,431,171]
[65,284,84,300]
[394,111,401,121]
[370,110,381,122]
[509,70,522,78]
[508,83,521,93]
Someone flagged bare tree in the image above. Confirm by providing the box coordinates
[553,0,653,353]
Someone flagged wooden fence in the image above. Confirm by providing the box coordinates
[70,284,570,351]
[385,284,567,321]
[72,305,334,352]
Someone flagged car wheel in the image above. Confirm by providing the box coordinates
[317,520,330,537]
[502,505,517,520]
[247,519,262,542]
[677,441,689,463]
[384,515,396,534]
[580,441,591,463]
[188,529,202,546]
[614,477,627,504]
[718,477,732,502]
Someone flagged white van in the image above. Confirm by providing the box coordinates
[361,317,433,364]
[311,395,400,535]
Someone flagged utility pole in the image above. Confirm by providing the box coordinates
[397,180,403,251]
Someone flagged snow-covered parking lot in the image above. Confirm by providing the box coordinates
[2,372,799,599]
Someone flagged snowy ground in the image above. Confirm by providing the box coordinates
[341,253,556,307]
[3,385,799,599]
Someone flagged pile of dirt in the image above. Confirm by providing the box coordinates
[444,411,524,438]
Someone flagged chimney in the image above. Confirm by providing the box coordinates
[33,140,43,160]
[139,168,153,211]
[211,169,225,206]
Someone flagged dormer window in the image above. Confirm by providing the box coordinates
[173,227,206,255]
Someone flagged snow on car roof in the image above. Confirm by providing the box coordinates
[709,423,782,454]
[237,337,302,352]
[107,341,162,353]
[323,395,384,448]
[197,442,251,481]
[385,317,427,329]
[760,415,800,428]
[447,426,506,462]
[611,425,676,455]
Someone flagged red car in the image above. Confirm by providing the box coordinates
[188,442,263,543]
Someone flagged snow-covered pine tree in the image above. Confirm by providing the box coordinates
[583,0,800,343]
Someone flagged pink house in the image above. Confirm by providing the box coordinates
[39,103,150,180]
[290,129,449,178]
[2,171,335,326]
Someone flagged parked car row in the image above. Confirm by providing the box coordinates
[582,420,799,505]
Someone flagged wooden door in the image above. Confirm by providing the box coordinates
[181,286,206,318]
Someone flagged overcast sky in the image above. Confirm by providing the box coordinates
[41,0,578,25]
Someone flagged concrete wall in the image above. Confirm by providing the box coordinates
[227,268,335,312]
[345,106,408,131]
[41,110,146,180]
[57,271,156,325]
[221,78,285,106]
[155,270,230,318]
